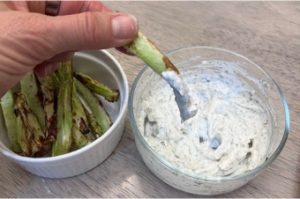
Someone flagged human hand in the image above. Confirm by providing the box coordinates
[0,1,138,96]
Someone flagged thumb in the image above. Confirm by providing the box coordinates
[49,12,138,52]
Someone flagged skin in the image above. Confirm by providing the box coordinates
[0,1,138,96]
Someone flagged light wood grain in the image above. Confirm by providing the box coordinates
[0,2,300,197]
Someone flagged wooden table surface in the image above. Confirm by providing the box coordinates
[1,2,300,198]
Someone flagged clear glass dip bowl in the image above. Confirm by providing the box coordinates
[129,46,290,195]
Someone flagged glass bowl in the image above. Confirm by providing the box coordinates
[129,46,290,195]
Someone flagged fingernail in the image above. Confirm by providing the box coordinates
[112,14,138,39]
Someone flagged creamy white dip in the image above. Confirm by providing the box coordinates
[161,71,198,121]
[138,67,270,177]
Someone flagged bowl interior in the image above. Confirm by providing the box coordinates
[0,50,128,159]
[129,46,289,181]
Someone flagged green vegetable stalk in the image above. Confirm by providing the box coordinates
[71,81,88,149]
[52,72,61,94]
[1,91,21,153]
[51,81,72,156]
[75,78,111,132]
[75,73,119,102]
[72,127,88,149]
[20,72,46,131]
[37,74,56,141]
[16,113,30,156]
[2,57,118,156]
[125,32,180,75]
[57,60,72,81]
[52,60,73,156]
[85,108,103,137]
[126,32,197,122]
[15,92,44,156]
[72,81,89,134]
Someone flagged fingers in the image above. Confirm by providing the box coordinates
[50,12,138,52]
[35,52,74,77]
[16,1,135,56]
[59,1,112,14]
[35,11,137,77]
[27,1,45,13]
[0,10,137,76]
[4,2,29,11]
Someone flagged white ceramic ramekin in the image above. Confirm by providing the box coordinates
[0,50,129,178]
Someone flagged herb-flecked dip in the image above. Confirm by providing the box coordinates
[138,63,270,177]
